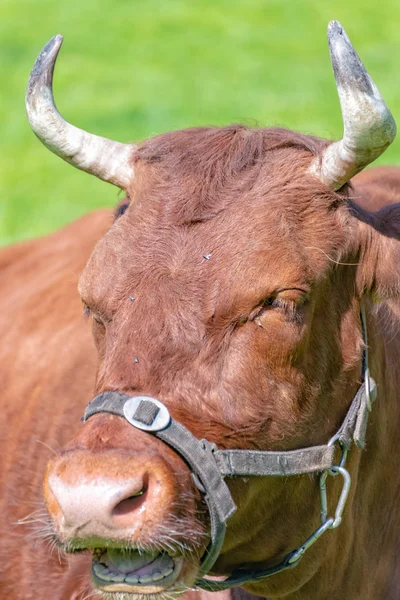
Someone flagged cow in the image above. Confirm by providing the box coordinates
[1,19,400,600]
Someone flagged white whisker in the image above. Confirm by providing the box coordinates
[35,438,58,455]
[304,246,360,266]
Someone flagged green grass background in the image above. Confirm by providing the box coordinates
[1,0,399,245]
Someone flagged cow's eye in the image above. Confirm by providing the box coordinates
[251,288,309,323]
[92,313,105,326]
[82,303,108,327]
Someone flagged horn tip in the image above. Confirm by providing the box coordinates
[31,34,64,72]
[41,34,64,57]
[328,20,343,35]
[27,34,64,100]
[326,20,377,99]
[327,20,352,51]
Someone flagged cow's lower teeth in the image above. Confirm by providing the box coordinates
[162,567,173,577]
[138,575,153,584]
[99,571,115,581]
[93,560,175,584]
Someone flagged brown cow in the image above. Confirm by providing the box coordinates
[2,20,400,600]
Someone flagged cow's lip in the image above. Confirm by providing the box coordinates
[91,547,183,594]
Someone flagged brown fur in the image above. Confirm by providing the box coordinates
[1,125,400,600]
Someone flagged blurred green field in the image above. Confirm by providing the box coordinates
[1,0,399,245]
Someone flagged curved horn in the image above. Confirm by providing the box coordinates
[308,21,396,190]
[26,36,135,189]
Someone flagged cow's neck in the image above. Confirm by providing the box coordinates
[221,300,400,600]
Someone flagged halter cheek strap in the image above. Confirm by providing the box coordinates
[83,308,376,590]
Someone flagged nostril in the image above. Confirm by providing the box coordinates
[111,479,148,518]
[112,490,147,517]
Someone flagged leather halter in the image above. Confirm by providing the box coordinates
[83,306,376,590]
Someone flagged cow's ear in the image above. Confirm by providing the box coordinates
[352,202,400,300]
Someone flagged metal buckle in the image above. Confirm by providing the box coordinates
[123,396,171,432]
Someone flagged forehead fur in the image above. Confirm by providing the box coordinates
[130,125,336,225]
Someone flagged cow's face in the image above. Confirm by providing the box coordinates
[43,127,375,598]
[78,127,361,451]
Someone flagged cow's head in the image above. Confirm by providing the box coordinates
[27,22,399,599]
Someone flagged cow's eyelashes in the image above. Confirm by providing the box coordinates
[251,289,309,322]
[82,303,108,326]
[92,313,105,326]
[83,304,91,319]
[252,297,295,320]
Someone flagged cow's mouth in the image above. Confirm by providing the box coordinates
[91,547,183,594]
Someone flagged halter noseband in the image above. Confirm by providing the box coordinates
[83,306,376,590]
